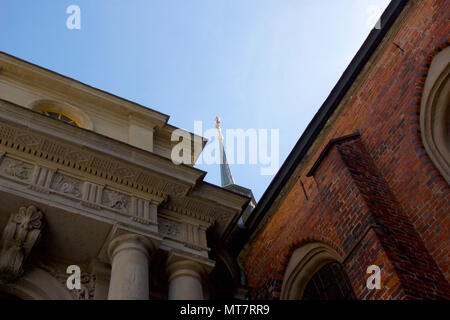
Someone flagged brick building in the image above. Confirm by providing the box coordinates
[233,0,450,300]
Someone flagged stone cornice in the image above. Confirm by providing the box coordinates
[0,100,197,199]
[0,100,246,238]
[0,51,206,165]
[0,99,204,187]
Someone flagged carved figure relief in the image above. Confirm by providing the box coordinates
[0,157,33,181]
[102,189,130,212]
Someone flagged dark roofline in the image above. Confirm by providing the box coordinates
[230,0,408,254]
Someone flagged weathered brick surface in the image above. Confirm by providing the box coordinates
[240,0,450,300]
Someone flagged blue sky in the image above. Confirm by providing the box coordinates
[0,0,390,200]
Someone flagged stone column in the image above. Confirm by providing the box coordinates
[167,251,215,300]
[107,233,156,300]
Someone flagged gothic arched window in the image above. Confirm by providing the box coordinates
[420,47,450,184]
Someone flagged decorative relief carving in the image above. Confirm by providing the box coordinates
[0,126,16,141]
[0,120,187,201]
[90,157,116,173]
[66,151,89,164]
[0,123,189,198]
[114,167,136,179]
[36,262,96,300]
[130,217,152,225]
[15,134,40,147]
[0,157,34,181]
[158,218,181,240]
[163,196,234,226]
[41,139,67,157]
[0,206,45,283]
[102,189,130,213]
[211,210,233,225]
[51,173,82,198]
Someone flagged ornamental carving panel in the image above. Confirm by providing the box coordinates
[66,150,89,164]
[0,126,16,141]
[114,167,136,179]
[41,139,68,157]
[0,120,187,201]
[51,173,82,198]
[15,134,40,147]
[102,189,130,213]
[163,195,234,225]
[0,206,45,283]
[158,218,181,240]
[0,157,34,182]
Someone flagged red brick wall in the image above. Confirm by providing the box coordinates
[241,0,450,300]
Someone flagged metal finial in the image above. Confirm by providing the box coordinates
[215,116,223,141]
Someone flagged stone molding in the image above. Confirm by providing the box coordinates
[107,233,160,262]
[410,38,450,187]
[280,243,343,300]
[166,250,215,282]
[0,105,242,235]
[0,115,183,201]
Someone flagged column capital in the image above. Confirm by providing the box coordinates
[166,251,215,282]
[107,233,159,262]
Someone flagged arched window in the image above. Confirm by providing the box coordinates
[302,262,355,300]
[39,110,80,127]
[280,243,355,300]
[30,100,94,130]
[420,47,450,184]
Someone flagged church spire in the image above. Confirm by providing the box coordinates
[215,116,235,187]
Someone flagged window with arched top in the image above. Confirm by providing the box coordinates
[30,100,94,130]
[420,47,450,184]
[39,111,80,127]
[280,243,355,300]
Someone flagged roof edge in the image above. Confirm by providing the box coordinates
[0,51,170,124]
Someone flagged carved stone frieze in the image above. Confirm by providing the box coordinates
[163,195,235,226]
[51,173,82,198]
[0,157,34,182]
[0,107,243,239]
[66,150,89,164]
[158,218,182,240]
[0,119,187,201]
[0,206,45,283]
[102,189,130,213]
[15,134,40,147]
